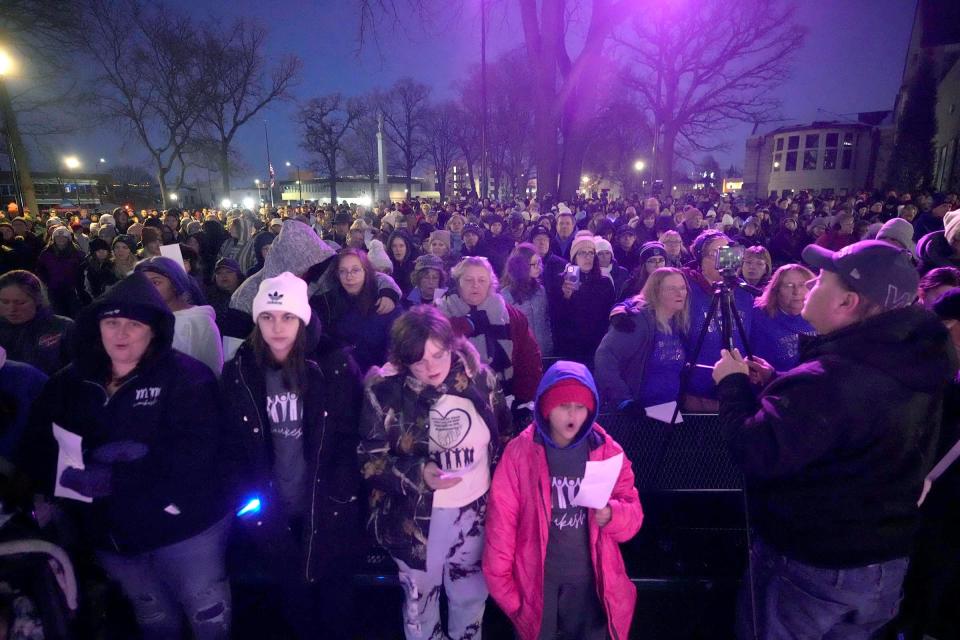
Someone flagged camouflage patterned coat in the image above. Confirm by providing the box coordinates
[358,344,511,570]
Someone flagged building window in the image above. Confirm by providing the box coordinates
[821,188,834,197]
[842,132,854,147]
[803,150,818,171]
[841,148,852,170]
[785,151,798,171]
[824,149,838,170]
[787,136,800,150]
[773,153,782,171]
[826,133,839,148]
[805,134,819,149]
[776,138,784,151]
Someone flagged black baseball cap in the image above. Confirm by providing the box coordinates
[802,240,918,311]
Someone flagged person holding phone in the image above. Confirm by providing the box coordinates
[548,233,616,365]
[359,306,511,640]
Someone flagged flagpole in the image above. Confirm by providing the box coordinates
[264,120,275,208]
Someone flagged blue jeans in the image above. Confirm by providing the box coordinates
[97,515,232,640]
[738,535,908,640]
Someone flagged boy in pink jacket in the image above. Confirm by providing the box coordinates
[483,361,643,640]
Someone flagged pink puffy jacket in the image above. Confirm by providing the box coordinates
[482,424,643,640]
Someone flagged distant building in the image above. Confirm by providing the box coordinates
[742,113,895,200]
[0,171,108,213]
[897,0,960,192]
[279,175,436,205]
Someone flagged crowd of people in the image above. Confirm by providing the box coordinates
[0,184,959,639]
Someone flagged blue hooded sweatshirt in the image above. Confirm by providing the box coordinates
[534,361,601,450]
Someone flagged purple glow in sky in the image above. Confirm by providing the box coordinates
[44,0,915,183]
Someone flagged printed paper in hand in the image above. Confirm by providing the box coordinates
[159,244,187,272]
[572,453,623,509]
[53,424,92,503]
[645,401,683,424]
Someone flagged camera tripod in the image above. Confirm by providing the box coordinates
[668,272,763,639]
[669,273,755,425]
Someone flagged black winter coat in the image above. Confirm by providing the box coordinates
[718,306,955,567]
[220,326,364,582]
[23,274,229,554]
[0,309,73,376]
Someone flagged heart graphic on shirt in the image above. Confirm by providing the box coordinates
[429,408,472,450]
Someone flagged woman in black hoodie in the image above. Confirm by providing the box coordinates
[22,272,233,639]
[220,272,364,639]
[387,229,419,295]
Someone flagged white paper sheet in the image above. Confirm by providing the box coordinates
[645,401,683,424]
[572,453,622,509]
[159,244,187,271]
[53,424,92,503]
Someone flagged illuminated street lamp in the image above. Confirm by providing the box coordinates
[0,48,39,217]
[581,175,590,184]
[169,192,178,202]
[99,158,106,164]
[254,178,263,202]
[634,159,647,194]
[63,156,82,207]
[286,161,302,205]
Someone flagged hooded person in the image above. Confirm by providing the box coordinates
[220,272,364,639]
[713,240,956,639]
[228,221,401,358]
[917,208,960,275]
[483,361,643,640]
[0,270,74,376]
[83,236,119,299]
[386,229,420,295]
[18,272,233,639]
[218,211,258,273]
[135,257,224,376]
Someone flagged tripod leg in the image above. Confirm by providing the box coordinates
[731,298,753,359]
[671,290,721,424]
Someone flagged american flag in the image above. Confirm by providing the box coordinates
[269,163,275,188]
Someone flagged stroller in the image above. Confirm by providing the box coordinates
[0,513,78,640]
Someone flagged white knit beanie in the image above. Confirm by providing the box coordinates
[252,272,312,325]
[944,208,960,244]
[594,237,613,254]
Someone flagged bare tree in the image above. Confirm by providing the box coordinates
[450,99,481,199]
[379,78,431,195]
[424,101,459,201]
[356,1,638,200]
[81,0,207,208]
[198,18,301,195]
[300,94,365,204]
[617,0,805,192]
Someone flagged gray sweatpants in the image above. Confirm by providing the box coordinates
[393,495,488,640]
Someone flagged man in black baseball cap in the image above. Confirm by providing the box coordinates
[712,239,955,638]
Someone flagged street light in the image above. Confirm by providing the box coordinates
[0,50,13,77]
[254,178,263,203]
[634,159,646,194]
[63,156,82,207]
[581,175,590,184]
[286,161,302,205]
[169,193,178,202]
[0,47,37,216]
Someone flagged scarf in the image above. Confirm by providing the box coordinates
[439,291,516,393]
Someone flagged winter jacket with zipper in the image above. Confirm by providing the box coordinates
[22,273,230,554]
[717,305,956,567]
[220,320,364,582]
[0,309,74,376]
[483,362,643,640]
[358,344,511,570]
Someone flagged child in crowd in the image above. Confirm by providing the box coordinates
[483,361,643,640]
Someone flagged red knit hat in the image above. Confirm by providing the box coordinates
[539,378,595,418]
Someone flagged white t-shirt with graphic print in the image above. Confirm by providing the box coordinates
[428,394,491,508]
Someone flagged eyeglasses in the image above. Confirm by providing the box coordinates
[338,267,363,278]
[577,250,596,258]
[779,283,805,291]
[661,286,687,295]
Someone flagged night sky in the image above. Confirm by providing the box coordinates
[29,0,915,185]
